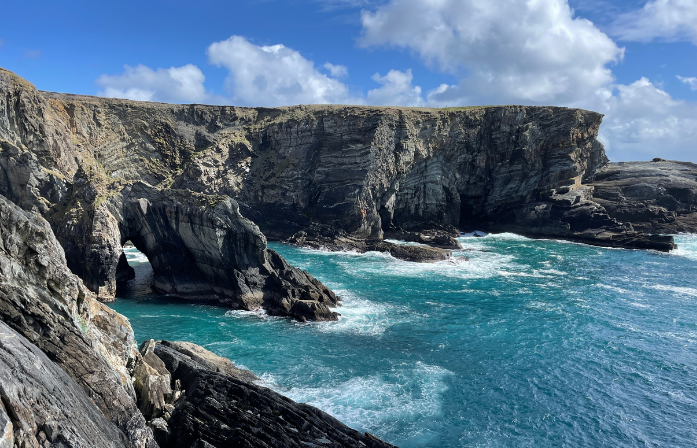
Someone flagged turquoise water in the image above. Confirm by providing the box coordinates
[112,234,697,447]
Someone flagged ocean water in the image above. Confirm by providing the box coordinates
[111,234,697,447]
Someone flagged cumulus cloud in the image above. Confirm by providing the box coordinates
[613,0,697,44]
[96,64,209,103]
[677,75,697,90]
[367,69,425,106]
[360,0,623,105]
[599,77,697,161]
[357,0,697,161]
[323,62,349,78]
[207,36,361,106]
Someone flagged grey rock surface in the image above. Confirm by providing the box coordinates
[0,66,684,317]
[0,321,129,448]
[0,68,341,321]
[0,193,156,448]
[589,161,697,234]
[152,341,396,448]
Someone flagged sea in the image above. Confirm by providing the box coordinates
[111,233,697,447]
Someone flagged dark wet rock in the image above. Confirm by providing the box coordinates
[589,161,697,234]
[382,225,462,249]
[0,194,156,448]
[0,321,129,448]
[152,341,397,448]
[286,225,451,262]
[366,241,452,262]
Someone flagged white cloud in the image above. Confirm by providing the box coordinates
[207,36,361,106]
[323,62,349,78]
[613,0,697,44]
[599,78,697,161]
[677,75,697,90]
[367,69,425,106]
[96,64,208,103]
[358,0,697,161]
[360,0,623,105]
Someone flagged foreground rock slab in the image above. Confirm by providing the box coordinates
[152,341,397,448]
[0,321,129,448]
[0,194,156,448]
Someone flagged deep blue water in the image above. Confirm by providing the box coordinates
[111,234,697,447]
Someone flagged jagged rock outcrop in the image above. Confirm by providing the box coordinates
[0,192,391,447]
[151,340,396,448]
[0,321,130,448]
[0,194,157,447]
[589,160,697,234]
[0,68,340,320]
[0,66,682,323]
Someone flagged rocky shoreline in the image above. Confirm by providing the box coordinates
[1,66,696,447]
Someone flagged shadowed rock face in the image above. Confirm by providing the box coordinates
[0,66,680,315]
[589,160,697,234]
[151,341,397,448]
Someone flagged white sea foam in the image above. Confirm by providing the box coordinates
[649,284,697,298]
[259,362,452,432]
[671,234,697,261]
[383,239,422,246]
[124,247,150,264]
[316,290,406,336]
[224,308,273,320]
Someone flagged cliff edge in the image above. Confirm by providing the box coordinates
[0,68,682,310]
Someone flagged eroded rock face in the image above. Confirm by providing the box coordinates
[0,66,681,317]
[0,68,340,320]
[589,161,697,234]
[152,341,396,448]
[0,194,156,448]
[0,321,129,448]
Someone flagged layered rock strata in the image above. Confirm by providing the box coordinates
[588,160,697,234]
[0,68,339,321]
[0,194,155,447]
[150,340,397,448]
[0,66,682,315]
[0,189,394,447]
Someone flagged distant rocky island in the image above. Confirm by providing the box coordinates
[1,66,696,447]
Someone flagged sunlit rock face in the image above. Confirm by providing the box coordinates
[0,67,680,312]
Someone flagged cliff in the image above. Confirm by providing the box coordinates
[0,192,394,447]
[0,67,682,309]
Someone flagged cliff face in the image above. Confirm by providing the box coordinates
[0,69,340,319]
[589,160,697,234]
[0,176,394,448]
[0,67,679,310]
[0,193,156,448]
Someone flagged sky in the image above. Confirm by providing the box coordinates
[1,0,696,162]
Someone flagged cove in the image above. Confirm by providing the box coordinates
[111,234,697,447]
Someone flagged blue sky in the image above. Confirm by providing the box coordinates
[2,0,696,162]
